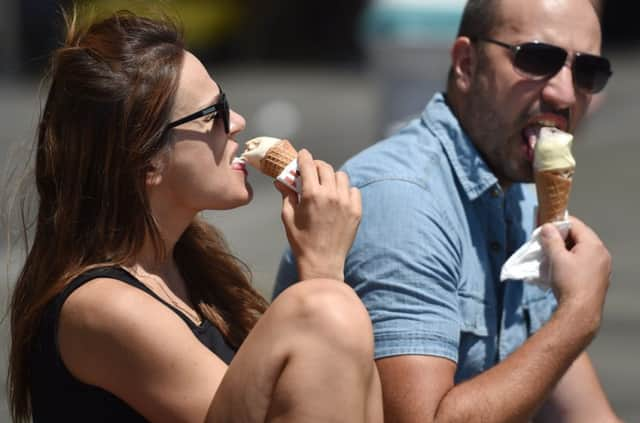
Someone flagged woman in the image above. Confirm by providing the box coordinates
[8,10,383,422]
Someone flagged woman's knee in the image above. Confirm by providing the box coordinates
[273,280,374,354]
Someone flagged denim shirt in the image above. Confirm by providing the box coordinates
[273,93,556,383]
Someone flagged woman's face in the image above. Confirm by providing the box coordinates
[149,51,251,214]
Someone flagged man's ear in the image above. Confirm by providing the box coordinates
[450,36,476,93]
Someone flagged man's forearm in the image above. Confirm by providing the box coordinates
[435,304,598,423]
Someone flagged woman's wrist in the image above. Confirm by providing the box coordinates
[297,257,344,282]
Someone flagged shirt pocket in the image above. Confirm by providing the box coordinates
[456,296,496,382]
[459,295,490,337]
[523,295,555,336]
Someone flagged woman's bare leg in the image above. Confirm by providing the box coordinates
[365,361,384,423]
[207,279,383,423]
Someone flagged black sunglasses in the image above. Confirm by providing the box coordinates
[166,82,230,133]
[475,38,612,94]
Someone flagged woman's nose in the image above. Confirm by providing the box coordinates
[229,110,246,134]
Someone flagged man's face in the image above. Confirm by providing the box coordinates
[461,0,603,186]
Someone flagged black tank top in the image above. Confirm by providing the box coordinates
[29,266,236,422]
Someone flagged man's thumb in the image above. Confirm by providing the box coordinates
[540,223,566,257]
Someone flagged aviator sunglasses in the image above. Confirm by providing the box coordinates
[475,38,612,93]
[166,82,230,133]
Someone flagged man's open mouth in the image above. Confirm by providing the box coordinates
[521,115,568,162]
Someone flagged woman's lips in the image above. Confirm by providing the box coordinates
[231,157,247,175]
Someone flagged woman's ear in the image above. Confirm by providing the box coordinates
[145,159,164,186]
[450,36,476,93]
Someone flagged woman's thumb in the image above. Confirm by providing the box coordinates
[275,181,296,220]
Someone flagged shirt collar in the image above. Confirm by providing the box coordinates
[421,93,499,201]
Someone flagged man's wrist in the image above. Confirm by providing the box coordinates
[552,301,601,345]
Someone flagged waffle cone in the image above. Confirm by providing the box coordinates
[535,167,574,225]
[260,139,297,178]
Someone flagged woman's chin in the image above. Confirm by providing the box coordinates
[230,187,254,209]
[243,184,254,204]
[204,186,253,211]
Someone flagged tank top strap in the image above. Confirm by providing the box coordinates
[57,266,201,330]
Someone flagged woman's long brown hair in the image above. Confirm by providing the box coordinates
[8,10,268,422]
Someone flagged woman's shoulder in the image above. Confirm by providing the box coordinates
[51,269,229,421]
[61,274,154,330]
[57,274,170,369]
[58,271,197,348]
[57,273,222,397]
[58,266,167,331]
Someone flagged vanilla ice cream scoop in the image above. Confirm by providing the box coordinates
[241,136,282,169]
[533,127,576,171]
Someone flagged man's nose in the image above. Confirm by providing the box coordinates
[541,63,577,110]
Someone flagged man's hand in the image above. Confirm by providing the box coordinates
[378,217,615,423]
[541,216,612,336]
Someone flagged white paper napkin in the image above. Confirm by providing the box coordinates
[500,219,571,289]
[276,158,300,193]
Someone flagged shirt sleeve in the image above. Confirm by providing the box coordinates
[272,247,299,300]
[346,179,463,363]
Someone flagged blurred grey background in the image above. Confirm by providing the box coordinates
[1,1,638,421]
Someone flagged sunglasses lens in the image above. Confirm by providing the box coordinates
[223,102,230,134]
[218,93,230,133]
[224,98,230,134]
[574,54,612,93]
[514,43,567,79]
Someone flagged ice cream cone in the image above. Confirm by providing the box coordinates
[535,167,574,225]
[260,139,297,178]
[533,127,576,225]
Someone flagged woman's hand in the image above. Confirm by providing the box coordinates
[275,149,361,281]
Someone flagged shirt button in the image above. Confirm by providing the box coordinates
[491,188,502,198]
[490,241,502,252]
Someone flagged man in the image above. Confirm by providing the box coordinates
[274,0,620,421]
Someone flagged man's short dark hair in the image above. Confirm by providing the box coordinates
[447,0,500,90]
[456,0,601,39]
[456,0,501,39]
[447,0,602,89]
